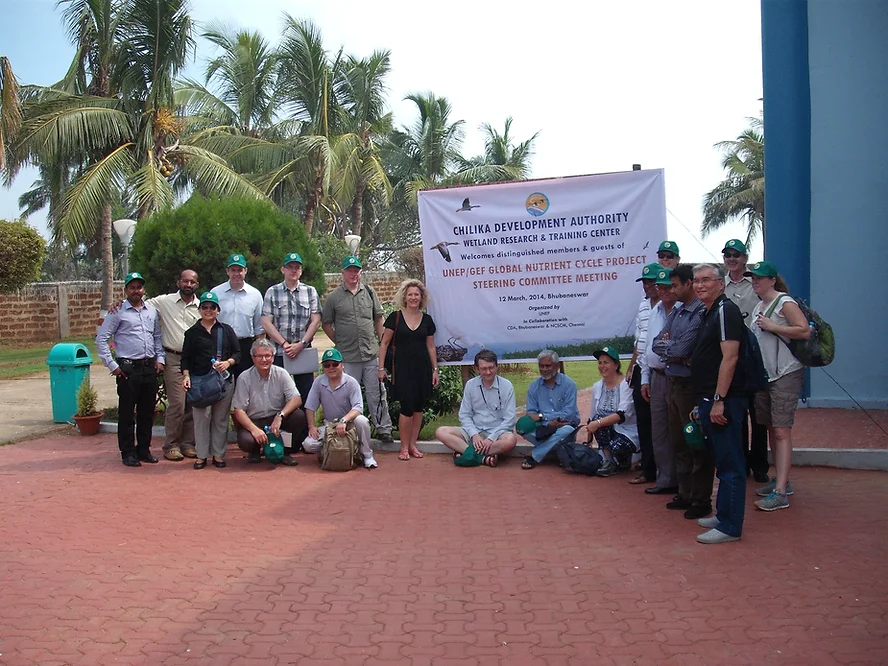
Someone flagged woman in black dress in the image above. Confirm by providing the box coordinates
[377,279,439,460]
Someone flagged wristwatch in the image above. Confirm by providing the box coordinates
[277,411,285,419]
[713,393,723,402]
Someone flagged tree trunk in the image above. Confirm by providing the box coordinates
[100,202,113,311]
[350,176,366,238]
[304,173,324,236]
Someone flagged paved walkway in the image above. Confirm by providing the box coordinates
[1,433,886,665]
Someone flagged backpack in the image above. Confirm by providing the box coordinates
[766,295,835,367]
[556,442,603,476]
[318,422,361,471]
[740,326,769,394]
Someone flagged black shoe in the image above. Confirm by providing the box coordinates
[193,459,207,469]
[684,505,712,519]
[666,495,691,510]
[247,451,261,464]
[753,470,770,483]
[279,455,299,467]
[376,432,394,444]
[122,456,141,467]
[645,485,679,495]
[137,453,158,464]
[212,459,227,469]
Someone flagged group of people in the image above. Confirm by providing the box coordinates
[96,239,808,545]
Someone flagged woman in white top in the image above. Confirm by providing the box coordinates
[585,346,639,477]
[747,261,811,512]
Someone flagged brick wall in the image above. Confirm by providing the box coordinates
[323,271,409,303]
[0,274,410,345]
[0,282,124,345]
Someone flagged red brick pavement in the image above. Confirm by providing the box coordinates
[1,434,887,665]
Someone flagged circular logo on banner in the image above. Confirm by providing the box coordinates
[526,192,549,217]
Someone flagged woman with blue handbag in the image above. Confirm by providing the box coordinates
[181,292,240,469]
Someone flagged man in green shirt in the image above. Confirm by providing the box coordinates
[321,257,393,443]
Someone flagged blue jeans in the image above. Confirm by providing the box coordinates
[698,396,747,537]
[523,425,578,463]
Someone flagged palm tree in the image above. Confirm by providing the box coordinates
[462,116,539,181]
[0,56,22,173]
[12,0,266,308]
[702,117,765,247]
[175,23,278,137]
[331,51,393,239]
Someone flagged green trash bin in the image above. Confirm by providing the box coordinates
[46,343,93,423]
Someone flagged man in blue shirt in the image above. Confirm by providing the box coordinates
[96,272,165,467]
[519,350,580,469]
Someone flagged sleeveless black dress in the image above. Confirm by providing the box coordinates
[384,311,436,412]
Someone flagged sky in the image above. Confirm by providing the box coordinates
[0,0,764,262]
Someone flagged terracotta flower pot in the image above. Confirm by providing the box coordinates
[73,412,104,436]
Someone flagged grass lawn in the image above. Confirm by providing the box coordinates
[417,360,603,440]
[0,337,103,380]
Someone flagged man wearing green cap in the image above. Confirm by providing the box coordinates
[212,254,265,380]
[625,262,663,485]
[656,241,680,269]
[722,239,769,483]
[261,252,322,401]
[96,272,165,467]
[321,256,393,443]
[303,348,378,468]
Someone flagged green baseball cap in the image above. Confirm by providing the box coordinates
[342,256,362,270]
[636,262,662,282]
[227,253,247,268]
[744,260,778,278]
[282,252,303,266]
[516,415,537,435]
[321,348,343,363]
[199,291,220,309]
[655,268,673,286]
[124,272,145,286]
[684,421,706,451]
[722,239,748,255]
[657,240,679,255]
[593,346,620,362]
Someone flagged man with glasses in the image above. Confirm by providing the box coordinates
[652,264,712,520]
[722,239,769,483]
[261,252,322,401]
[656,240,681,269]
[436,350,517,467]
[212,254,265,381]
[689,263,747,544]
[232,339,305,466]
[518,350,580,469]
[303,348,378,469]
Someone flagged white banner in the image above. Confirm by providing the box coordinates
[419,169,666,363]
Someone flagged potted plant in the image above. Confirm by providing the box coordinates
[73,377,103,436]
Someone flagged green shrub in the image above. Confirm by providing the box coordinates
[129,196,325,295]
[75,377,99,416]
[0,220,46,292]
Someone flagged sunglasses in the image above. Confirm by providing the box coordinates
[199,303,218,310]
[723,251,743,258]
[657,252,676,259]
[322,361,341,368]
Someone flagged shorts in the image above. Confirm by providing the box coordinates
[755,368,805,428]
[459,429,489,444]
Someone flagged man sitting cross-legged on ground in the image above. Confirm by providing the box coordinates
[232,339,306,466]
[519,349,580,469]
[436,350,517,467]
[303,348,379,469]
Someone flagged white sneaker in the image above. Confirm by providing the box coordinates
[696,528,740,544]
[363,456,378,469]
[697,516,720,529]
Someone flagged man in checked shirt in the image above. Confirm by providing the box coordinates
[261,252,322,403]
[652,264,713,520]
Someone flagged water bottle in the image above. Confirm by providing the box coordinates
[210,357,231,380]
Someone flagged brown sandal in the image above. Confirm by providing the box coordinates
[628,473,654,485]
[482,455,498,468]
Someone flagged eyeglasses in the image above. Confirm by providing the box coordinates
[199,304,217,310]
[322,361,341,368]
[252,353,274,360]
[723,251,743,259]
[657,252,676,259]
[692,277,722,285]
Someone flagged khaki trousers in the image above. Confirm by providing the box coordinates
[162,351,195,453]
